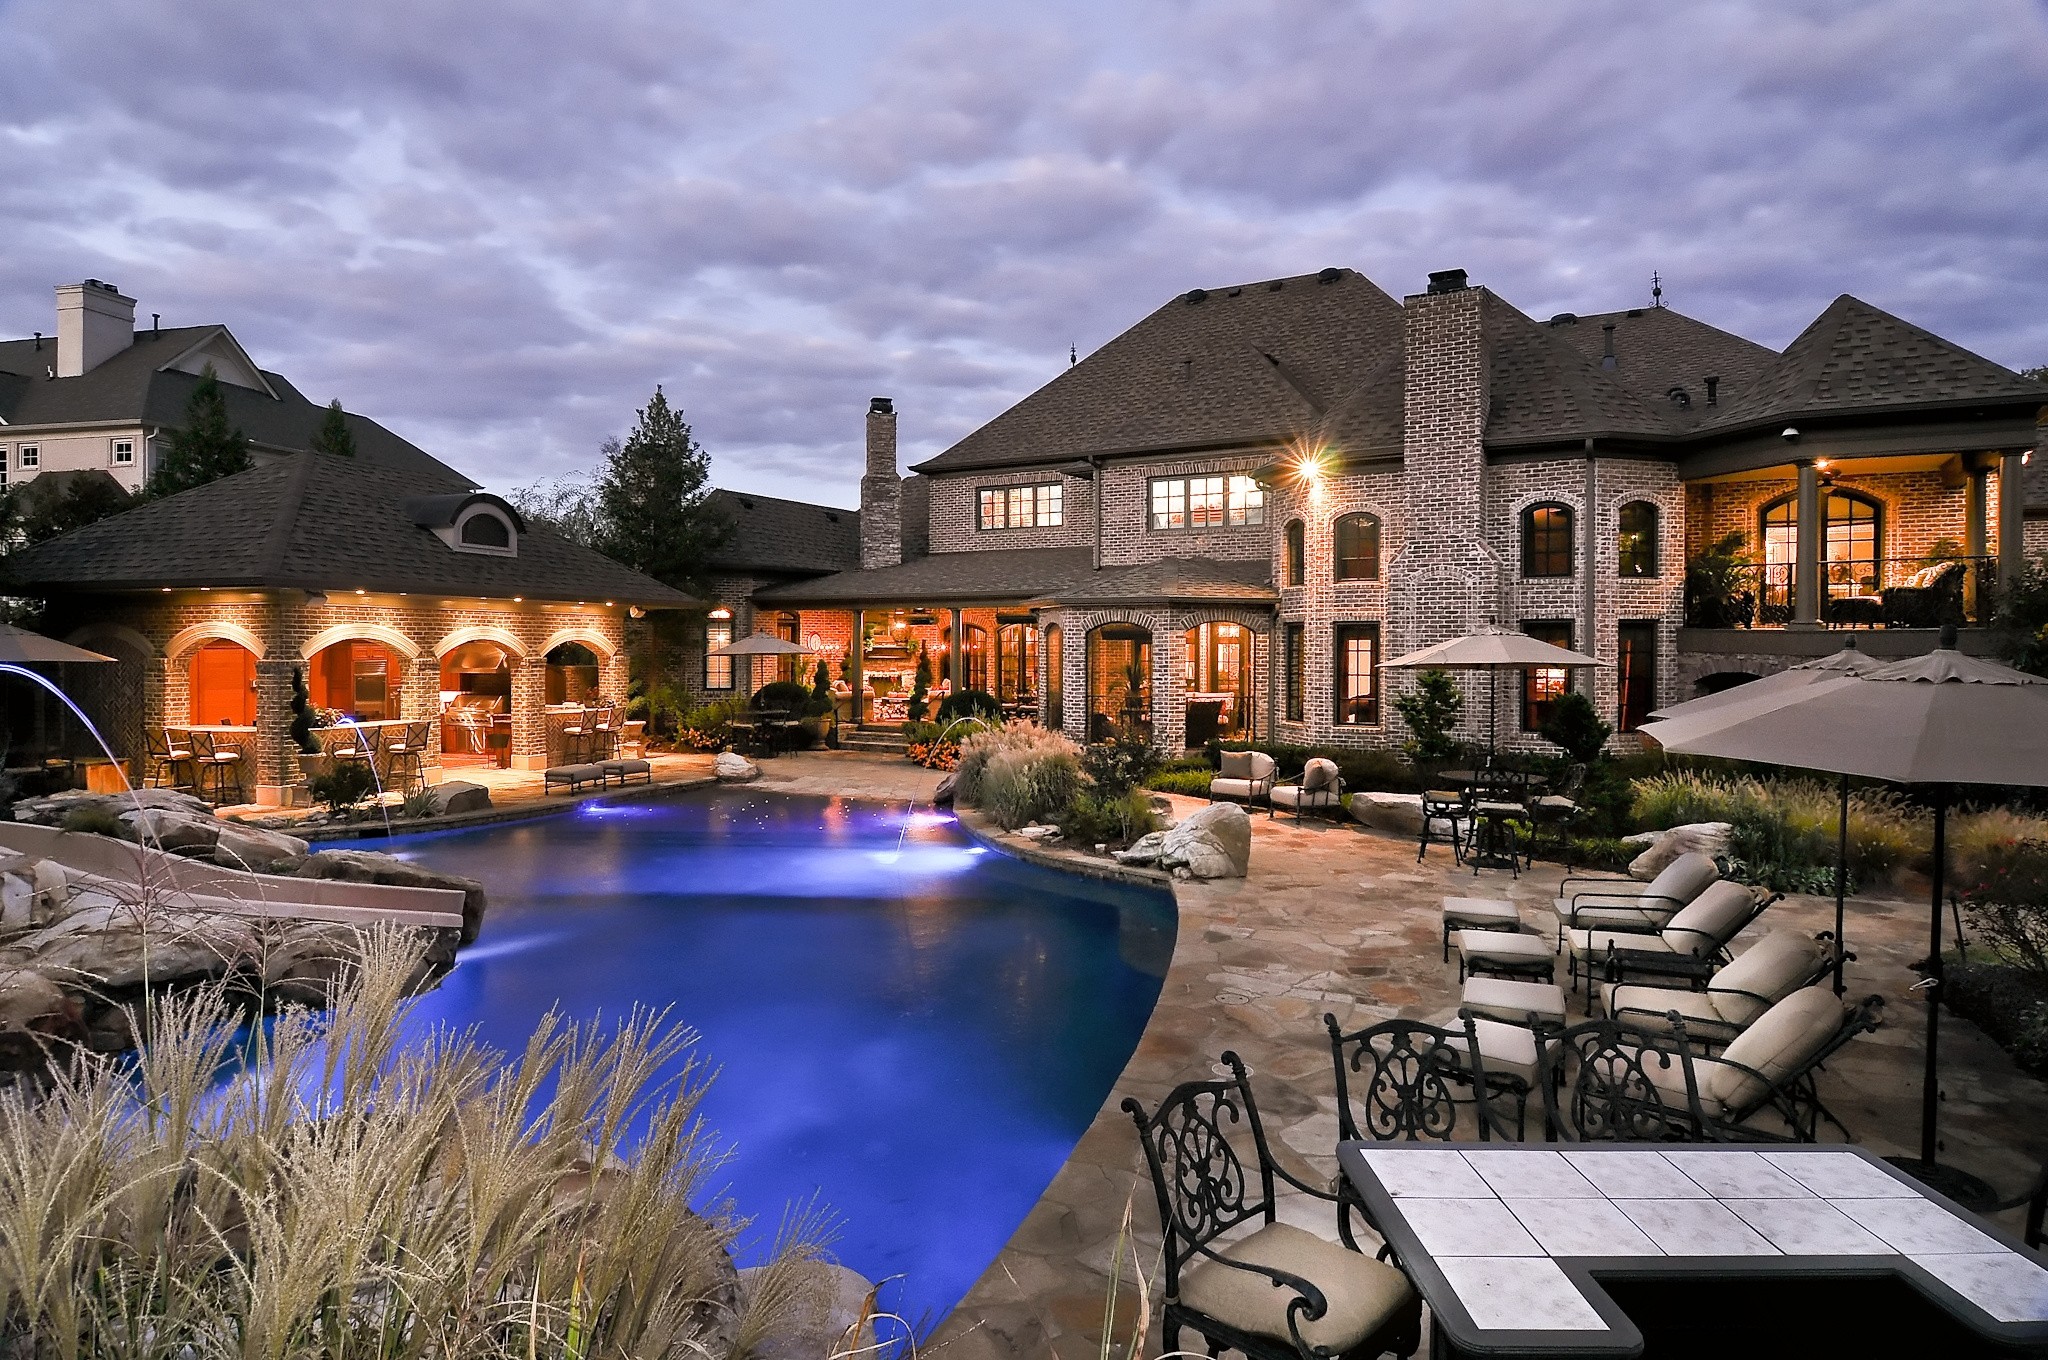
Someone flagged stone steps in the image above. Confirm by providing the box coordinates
[838,726,910,754]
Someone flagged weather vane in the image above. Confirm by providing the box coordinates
[1651,271,1664,308]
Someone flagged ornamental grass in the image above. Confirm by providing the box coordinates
[954,724,1082,830]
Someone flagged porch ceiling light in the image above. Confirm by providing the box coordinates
[709,607,732,619]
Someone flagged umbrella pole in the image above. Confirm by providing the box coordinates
[1488,671,1498,762]
[1833,772,1849,996]
[1920,793,1946,1168]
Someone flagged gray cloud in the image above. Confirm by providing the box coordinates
[2,0,2045,508]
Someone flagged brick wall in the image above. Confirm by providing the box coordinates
[1095,454,1274,567]
[1269,467,1405,749]
[1695,467,2001,579]
[1041,604,1271,752]
[859,404,901,570]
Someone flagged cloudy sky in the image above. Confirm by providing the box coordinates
[5,0,2047,506]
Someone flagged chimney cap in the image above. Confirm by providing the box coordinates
[868,397,894,416]
[1426,268,1469,294]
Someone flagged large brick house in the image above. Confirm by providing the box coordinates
[700,267,2048,755]
[3,282,696,804]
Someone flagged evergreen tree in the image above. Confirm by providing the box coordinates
[148,365,251,498]
[310,399,356,458]
[593,386,730,591]
[1393,668,1465,764]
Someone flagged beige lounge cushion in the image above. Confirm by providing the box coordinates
[1560,904,1663,933]
[1272,784,1340,810]
[1443,897,1521,928]
[1178,1221,1415,1354]
[1658,881,1759,956]
[1644,851,1721,905]
[1705,986,1848,1112]
[1461,977,1567,1026]
[1209,778,1261,800]
[1604,985,1730,1037]
[1463,1018,1540,1085]
[1301,757,1340,792]
[1705,931,1830,1026]
[1460,931,1553,963]
[1567,928,1677,961]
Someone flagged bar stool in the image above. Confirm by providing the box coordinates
[382,721,433,794]
[589,705,618,761]
[1418,788,1470,864]
[147,729,195,791]
[560,710,594,763]
[187,731,246,805]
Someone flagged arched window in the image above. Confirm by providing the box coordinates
[1283,519,1305,587]
[1760,490,1881,600]
[1618,501,1659,578]
[458,511,511,548]
[1522,503,1575,577]
[545,641,600,706]
[1332,513,1380,582]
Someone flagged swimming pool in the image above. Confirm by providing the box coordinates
[337,788,1175,1332]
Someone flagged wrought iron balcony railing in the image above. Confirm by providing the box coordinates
[1682,555,1997,630]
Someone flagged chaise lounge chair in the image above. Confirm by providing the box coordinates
[1560,880,1777,992]
[1552,851,1721,946]
[1602,929,1843,1045]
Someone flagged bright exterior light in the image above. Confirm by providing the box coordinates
[514,596,524,602]
[709,607,732,619]
[1816,459,1831,471]
[355,588,366,595]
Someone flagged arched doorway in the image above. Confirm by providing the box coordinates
[545,641,601,706]
[1183,622,1252,747]
[307,639,402,722]
[941,623,991,694]
[186,641,257,727]
[439,640,513,765]
[1086,624,1152,743]
[997,620,1038,711]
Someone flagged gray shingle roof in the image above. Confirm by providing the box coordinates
[1699,295,2048,432]
[755,547,1095,606]
[6,453,696,606]
[1534,305,1778,433]
[1027,556,1276,607]
[703,488,859,574]
[914,269,1402,473]
[0,327,471,484]
[1483,295,1682,447]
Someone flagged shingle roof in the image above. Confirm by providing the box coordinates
[1482,295,1682,447]
[1534,305,1779,433]
[6,453,696,607]
[703,488,859,575]
[0,327,471,484]
[1027,556,1276,607]
[1699,295,2048,432]
[755,547,1095,606]
[914,269,1402,473]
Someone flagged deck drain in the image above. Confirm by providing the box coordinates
[1214,990,1253,1006]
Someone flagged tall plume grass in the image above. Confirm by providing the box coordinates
[0,926,834,1360]
[1630,770,1926,891]
[953,724,1082,830]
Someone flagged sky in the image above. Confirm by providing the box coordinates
[4,0,2047,507]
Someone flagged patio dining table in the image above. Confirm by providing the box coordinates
[1339,1141,2048,1358]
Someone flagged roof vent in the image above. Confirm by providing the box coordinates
[1427,268,1468,294]
[1601,323,1618,370]
[1626,308,1644,318]
[1705,375,1720,407]
[738,496,756,509]
[1184,288,1208,305]
[824,511,840,522]
[1549,313,1578,326]
[1667,386,1691,409]
[1226,287,1242,297]
[869,396,893,415]
[1317,267,1343,284]
[1267,280,1284,291]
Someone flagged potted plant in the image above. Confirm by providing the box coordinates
[1684,531,1757,628]
[288,667,325,804]
[800,658,834,747]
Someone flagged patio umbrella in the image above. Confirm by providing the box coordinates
[0,624,114,664]
[1637,631,2048,1205]
[705,634,813,657]
[1382,625,1604,757]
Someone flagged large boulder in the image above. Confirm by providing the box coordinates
[214,824,310,874]
[1627,822,1733,880]
[1113,829,1170,865]
[713,752,760,783]
[0,968,67,1033]
[931,773,957,807]
[1350,791,1425,837]
[121,808,223,854]
[298,849,488,945]
[738,1260,876,1360]
[24,905,258,989]
[1158,802,1251,879]
[12,788,212,829]
[425,781,492,816]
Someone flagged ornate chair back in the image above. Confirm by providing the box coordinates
[1325,1014,1499,1143]
[1122,1051,1279,1296]
[1539,1017,1707,1143]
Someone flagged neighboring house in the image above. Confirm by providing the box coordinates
[726,267,2048,754]
[686,488,863,699]
[4,283,697,803]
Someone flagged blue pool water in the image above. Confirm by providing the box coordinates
[336,788,1175,1331]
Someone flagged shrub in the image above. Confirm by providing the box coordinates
[0,929,831,1360]
[1146,768,1214,797]
[1558,836,1638,873]
[676,695,748,751]
[751,680,814,712]
[1956,837,2048,981]
[937,688,1001,723]
[1537,690,1612,765]
[1081,735,1159,796]
[60,803,124,837]
[400,786,439,819]
[308,759,377,816]
[1057,788,1160,848]
[288,666,319,754]
[1392,668,1464,764]
[975,730,1083,830]
[1950,807,2048,884]
[1209,740,1419,794]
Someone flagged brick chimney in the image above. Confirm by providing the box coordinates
[860,397,901,570]
[54,280,135,378]
[1401,271,1489,543]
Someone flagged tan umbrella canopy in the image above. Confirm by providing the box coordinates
[0,624,114,664]
[1646,639,1883,724]
[706,633,813,657]
[1382,626,1604,757]
[1637,634,2048,1203]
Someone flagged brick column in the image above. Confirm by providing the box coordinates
[1793,460,1822,626]
[511,657,548,769]
[1965,462,1990,618]
[252,659,297,806]
[948,608,965,692]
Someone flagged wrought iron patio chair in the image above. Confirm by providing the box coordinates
[1124,1052,1423,1360]
[145,728,194,791]
[186,730,247,806]
[1416,788,1468,864]
[381,720,434,794]
[1537,1016,1711,1143]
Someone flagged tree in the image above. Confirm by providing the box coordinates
[3,471,132,549]
[310,399,356,458]
[906,643,931,722]
[2020,363,2048,383]
[1538,690,1614,765]
[1994,557,2048,677]
[508,475,603,548]
[148,365,251,498]
[1393,668,1464,764]
[593,387,730,591]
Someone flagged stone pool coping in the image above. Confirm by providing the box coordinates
[290,772,719,842]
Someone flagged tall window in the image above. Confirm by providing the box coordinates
[1334,624,1379,726]
[1333,513,1381,581]
[1284,520,1305,586]
[977,482,1063,529]
[704,617,733,690]
[1617,620,1658,733]
[1522,503,1575,577]
[1618,501,1659,578]
[1284,623,1305,722]
[1760,490,1881,599]
[1520,620,1573,732]
[1149,474,1262,529]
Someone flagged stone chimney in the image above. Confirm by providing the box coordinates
[54,280,135,378]
[859,397,901,570]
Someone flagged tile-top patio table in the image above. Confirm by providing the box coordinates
[1338,1142,2048,1358]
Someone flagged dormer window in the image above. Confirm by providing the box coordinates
[453,506,517,555]
[407,492,525,557]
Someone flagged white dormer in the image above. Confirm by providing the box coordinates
[404,492,523,557]
[159,327,278,397]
